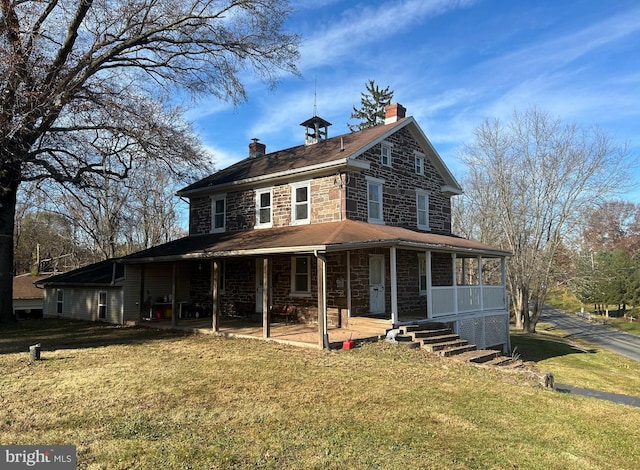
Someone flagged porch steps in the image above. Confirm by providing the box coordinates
[393,323,523,369]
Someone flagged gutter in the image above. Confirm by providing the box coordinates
[177,157,370,198]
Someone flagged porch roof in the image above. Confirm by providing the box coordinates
[120,220,510,264]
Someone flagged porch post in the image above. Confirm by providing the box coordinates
[452,253,458,315]
[262,257,270,339]
[211,259,220,332]
[346,251,352,322]
[390,246,398,325]
[501,257,507,308]
[171,263,177,328]
[317,253,328,349]
[477,256,484,311]
[426,251,433,319]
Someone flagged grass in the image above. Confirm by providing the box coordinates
[1,319,640,469]
[511,325,640,397]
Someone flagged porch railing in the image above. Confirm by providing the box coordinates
[431,285,506,317]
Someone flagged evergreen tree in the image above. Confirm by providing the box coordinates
[348,80,394,131]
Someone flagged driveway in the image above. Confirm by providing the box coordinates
[541,306,640,362]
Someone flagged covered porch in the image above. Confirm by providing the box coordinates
[119,220,511,351]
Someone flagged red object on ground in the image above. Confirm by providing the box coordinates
[342,339,355,350]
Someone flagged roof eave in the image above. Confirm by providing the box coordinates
[177,158,370,197]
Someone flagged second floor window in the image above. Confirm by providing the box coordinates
[211,196,226,232]
[291,181,310,225]
[416,190,430,230]
[255,188,273,228]
[367,177,384,224]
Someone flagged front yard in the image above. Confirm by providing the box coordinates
[1,319,639,469]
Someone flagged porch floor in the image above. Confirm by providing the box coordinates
[139,316,393,349]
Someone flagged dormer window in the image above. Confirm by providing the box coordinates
[255,188,273,228]
[381,143,392,166]
[291,181,310,225]
[211,195,226,233]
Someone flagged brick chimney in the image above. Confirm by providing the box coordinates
[249,138,266,158]
[384,103,406,124]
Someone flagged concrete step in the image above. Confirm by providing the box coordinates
[453,349,500,364]
[420,334,460,345]
[423,339,469,352]
[408,328,453,339]
[395,334,418,343]
[440,344,477,357]
[484,355,516,367]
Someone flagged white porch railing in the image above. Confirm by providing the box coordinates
[431,285,506,317]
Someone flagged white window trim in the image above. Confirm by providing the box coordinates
[255,187,273,229]
[290,256,311,296]
[290,181,311,225]
[98,291,107,319]
[211,194,226,233]
[366,176,385,224]
[381,142,393,167]
[416,189,430,231]
[56,289,64,314]
[414,151,425,176]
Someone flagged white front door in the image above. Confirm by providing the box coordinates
[369,254,385,314]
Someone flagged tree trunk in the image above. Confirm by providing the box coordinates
[0,169,19,323]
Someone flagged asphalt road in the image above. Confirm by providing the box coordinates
[540,306,640,362]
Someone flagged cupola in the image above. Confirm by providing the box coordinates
[300,115,332,145]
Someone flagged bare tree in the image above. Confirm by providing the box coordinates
[0,0,300,322]
[458,108,631,332]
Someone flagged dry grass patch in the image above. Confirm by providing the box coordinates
[1,320,639,469]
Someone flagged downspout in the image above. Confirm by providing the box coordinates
[314,250,330,349]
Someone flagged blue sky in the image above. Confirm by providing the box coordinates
[185,0,640,200]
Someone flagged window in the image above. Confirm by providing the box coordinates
[415,153,425,175]
[291,256,311,295]
[211,195,226,232]
[367,176,384,224]
[255,188,273,228]
[418,254,428,294]
[56,289,64,314]
[381,143,392,166]
[98,291,107,319]
[416,190,430,230]
[291,181,310,225]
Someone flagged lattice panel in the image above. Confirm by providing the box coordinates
[484,314,508,347]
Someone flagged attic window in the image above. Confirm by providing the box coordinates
[381,143,392,167]
[415,152,425,175]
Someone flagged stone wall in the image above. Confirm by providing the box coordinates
[345,127,452,234]
[187,128,453,236]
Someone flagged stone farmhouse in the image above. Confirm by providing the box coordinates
[40,104,511,351]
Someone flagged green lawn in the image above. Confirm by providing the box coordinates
[511,326,640,397]
[1,319,639,469]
